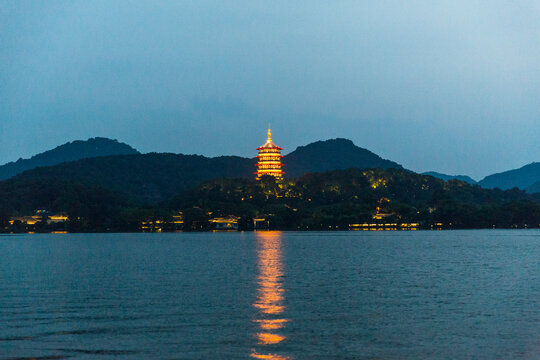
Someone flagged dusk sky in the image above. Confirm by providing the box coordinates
[1,1,539,179]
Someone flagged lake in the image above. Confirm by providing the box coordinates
[1,230,539,359]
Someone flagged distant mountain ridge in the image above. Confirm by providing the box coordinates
[0,137,139,180]
[422,171,477,184]
[479,163,540,192]
[5,136,540,197]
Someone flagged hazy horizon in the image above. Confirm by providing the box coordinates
[1,1,539,179]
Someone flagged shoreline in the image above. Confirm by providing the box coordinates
[3,227,540,235]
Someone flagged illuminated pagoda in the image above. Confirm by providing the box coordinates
[255,127,284,179]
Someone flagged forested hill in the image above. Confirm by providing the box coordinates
[283,138,402,177]
[169,168,539,230]
[1,167,539,232]
[0,137,139,180]
[0,138,404,203]
[527,180,540,194]
[2,153,256,204]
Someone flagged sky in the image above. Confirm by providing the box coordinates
[1,1,539,179]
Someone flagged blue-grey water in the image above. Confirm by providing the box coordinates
[1,230,539,359]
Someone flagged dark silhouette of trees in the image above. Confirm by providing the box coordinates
[2,167,540,232]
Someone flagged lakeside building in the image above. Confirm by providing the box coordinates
[140,220,164,232]
[7,210,69,233]
[9,215,41,226]
[9,212,69,226]
[255,127,284,179]
[140,212,184,232]
[349,223,420,231]
[209,215,239,230]
[253,217,269,230]
[47,213,69,224]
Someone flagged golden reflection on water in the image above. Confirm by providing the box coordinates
[250,353,290,360]
[250,231,291,360]
[256,332,287,345]
[255,319,288,330]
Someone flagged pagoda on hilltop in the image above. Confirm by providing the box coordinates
[255,127,284,179]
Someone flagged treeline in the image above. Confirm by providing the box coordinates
[1,168,540,232]
[168,169,540,230]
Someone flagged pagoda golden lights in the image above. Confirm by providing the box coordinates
[255,128,284,179]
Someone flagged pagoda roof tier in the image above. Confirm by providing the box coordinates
[257,144,283,150]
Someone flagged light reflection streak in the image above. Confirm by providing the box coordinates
[255,319,288,330]
[250,353,290,360]
[250,231,291,360]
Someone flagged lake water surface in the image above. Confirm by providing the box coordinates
[1,230,539,359]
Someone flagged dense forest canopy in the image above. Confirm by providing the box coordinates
[169,169,540,230]
[2,167,539,232]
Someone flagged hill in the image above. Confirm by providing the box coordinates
[2,167,539,232]
[2,153,255,204]
[423,171,477,184]
[168,168,540,230]
[527,181,540,194]
[283,138,402,177]
[0,137,139,180]
[479,163,540,191]
[0,138,404,203]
